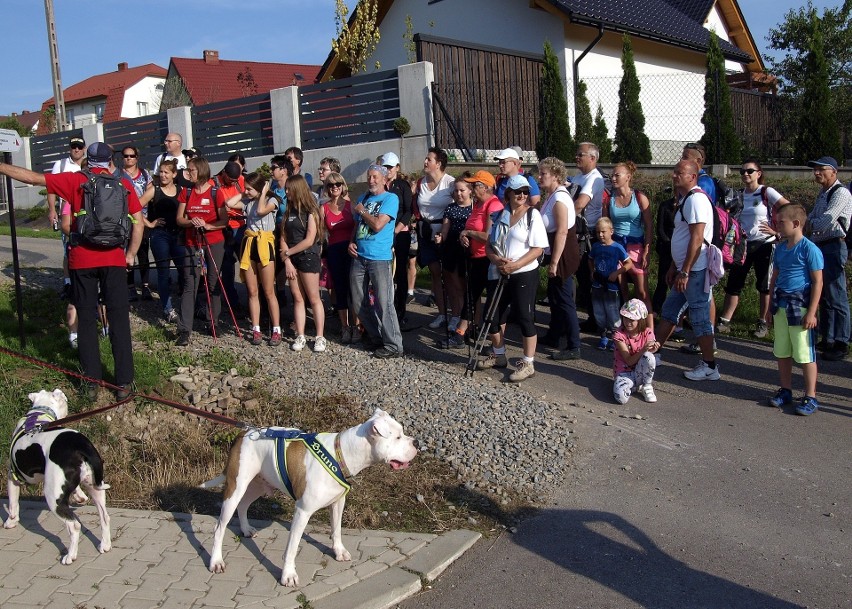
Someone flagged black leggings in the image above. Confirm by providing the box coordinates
[485,268,539,337]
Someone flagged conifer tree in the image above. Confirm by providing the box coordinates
[574,80,594,144]
[793,11,842,163]
[613,35,652,163]
[536,41,574,161]
[591,103,613,163]
[700,31,741,164]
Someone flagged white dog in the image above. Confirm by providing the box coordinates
[5,389,111,564]
[206,408,417,587]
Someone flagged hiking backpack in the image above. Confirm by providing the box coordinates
[713,176,737,212]
[680,188,747,266]
[74,170,132,248]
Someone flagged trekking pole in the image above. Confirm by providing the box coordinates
[463,252,474,359]
[198,229,243,339]
[438,242,452,347]
[465,273,505,377]
[196,235,217,341]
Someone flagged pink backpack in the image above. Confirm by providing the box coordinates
[680,189,747,267]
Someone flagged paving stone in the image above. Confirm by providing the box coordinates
[357,535,393,548]
[109,560,151,585]
[212,556,260,582]
[146,550,192,574]
[372,547,406,566]
[5,563,51,589]
[130,540,178,563]
[86,581,138,607]
[233,591,302,609]
[57,566,110,595]
[118,597,163,609]
[158,588,204,609]
[395,537,430,556]
[321,567,360,588]
[5,574,67,604]
[130,575,175,600]
[353,559,388,580]
[300,579,342,602]
[399,529,481,582]
[311,567,422,609]
[173,565,214,591]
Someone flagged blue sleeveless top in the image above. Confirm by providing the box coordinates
[610,190,644,240]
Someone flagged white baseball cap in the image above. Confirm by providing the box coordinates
[494,147,521,161]
[380,152,400,167]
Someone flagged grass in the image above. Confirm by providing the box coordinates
[0,226,63,240]
[0,280,530,535]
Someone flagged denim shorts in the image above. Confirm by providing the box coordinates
[661,268,713,337]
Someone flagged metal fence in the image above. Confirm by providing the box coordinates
[29,128,84,173]
[192,93,274,163]
[298,69,400,150]
[104,111,169,170]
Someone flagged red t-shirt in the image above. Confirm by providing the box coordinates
[179,182,226,247]
[464,195,504,258]
[218,175,246,229]
[323,200,355,246]
[45,169,142,270]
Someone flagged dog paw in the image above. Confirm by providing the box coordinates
[61,553,76,565]
[334,547,351,562]
[209,559,226,574]
[241,525,258,538]
[3,516,19,529]
[280,571,300,588]
[99,541,111,554]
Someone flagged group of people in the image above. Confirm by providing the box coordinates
[1,135,849,416]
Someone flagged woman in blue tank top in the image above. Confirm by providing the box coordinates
[606,161,654,323]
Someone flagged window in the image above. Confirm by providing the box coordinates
[95,103,105,121]
[137,101,149,116]
[65,109,75,127]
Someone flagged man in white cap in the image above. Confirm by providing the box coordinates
[0,144,144,399]
[494,147,540,206]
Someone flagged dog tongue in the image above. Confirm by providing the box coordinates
[390,460,410,470]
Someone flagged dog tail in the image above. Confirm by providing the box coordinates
[199,475,225,489]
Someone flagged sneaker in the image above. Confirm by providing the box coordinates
[638,384,657,403]
[716,319,731,334]
[753,320,769,339]
[551,347,581,361]
[768,387,793,408]
[292,335,307,352]
[597,336,609,351]
[442,333,465,349]
[313,336,327,353]
[509,360,535,382]
[373,346,402,359]
[476,352,508,370]
[269,331,282,347]
[607,338,615,351]
[176,331,191,346]
[670,329,686,343]
[429,314,446,329]
[115,384,131,400]
[141,285,154,301]
[165,309,178,323]
[795,396,819,416]
[683,361,721,381]
[680,341,718,356]
[351,327,363,343]
[406,293,415,305]
[448,316,461,332]
[341,326,352,344]
[128,287,139,302]
[250,330,263,346]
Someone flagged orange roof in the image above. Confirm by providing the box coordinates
[169,53,322,105]
[39,63,167,133]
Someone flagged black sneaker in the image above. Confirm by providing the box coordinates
[176,331,191,346]
[128,287,139,302]
[141,286,154,301]
[373,347,402,359]
[405,293,415,305]
[115,384,131,400]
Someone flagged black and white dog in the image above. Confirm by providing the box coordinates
[5,389,111,564]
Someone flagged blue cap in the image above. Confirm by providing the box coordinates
[86,142,113,163]
[807,156,839,171]
[505,174,530,190]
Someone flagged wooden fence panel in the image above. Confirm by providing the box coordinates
[104,112,169,170]
[192,93,274,162]
[29,129,84,174]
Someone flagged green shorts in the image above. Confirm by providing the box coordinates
[773,309,816,364]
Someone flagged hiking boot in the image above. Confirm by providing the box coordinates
[768,387,793,408]
[373,346,402,359]
[476,352,508,370]
[313,336,327,353]
[716,319,731,334]
[638,384,658,403]
[683,361,721,381]
[85,383,99,401]
[140,285,154,301]
[509,360,535,382]
[115,384,131,400]
[753,320,769,339]
[250,330,263,346]
[269,331,282,347]
[551,348,581,361]
[441,332,466,349]
[292,335,307,352]
[128,287,139,302]
[176,331,191,346]
[795,396,819,416]
[429,314,446,329]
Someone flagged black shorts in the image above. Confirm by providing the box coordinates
[241,238,275,265]
[291,251,321,273]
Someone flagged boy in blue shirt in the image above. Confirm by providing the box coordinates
[767,204,824,415]
[589,217,633,350]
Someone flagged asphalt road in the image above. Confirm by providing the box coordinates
[0,234,64,271]
[400,320,851,609]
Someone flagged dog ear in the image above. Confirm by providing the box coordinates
[372,407,387,419]
[371,417,391,438]
[28,392,42,405]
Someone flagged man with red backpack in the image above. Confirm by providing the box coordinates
[654,159,720,382]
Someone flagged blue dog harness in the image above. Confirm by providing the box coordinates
[263,428,351,500]
[9,408,57,484]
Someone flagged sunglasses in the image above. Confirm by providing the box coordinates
[123,154,137,159]
[512,188,531,196]
[327,182,344,188]
[739,168,758,175]
[70,143,85,150]
[270,165,283,170]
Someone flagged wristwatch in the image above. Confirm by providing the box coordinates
[677,270,689,279]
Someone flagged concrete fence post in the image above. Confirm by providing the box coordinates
[82,123,104,147]
[271,86,301,153]
[167,106,194,148]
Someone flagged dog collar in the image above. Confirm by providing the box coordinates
[334,434,352,480]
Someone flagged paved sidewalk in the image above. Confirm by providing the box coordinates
[0,500,480,609]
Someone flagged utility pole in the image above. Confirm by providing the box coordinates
[44,0,68,132]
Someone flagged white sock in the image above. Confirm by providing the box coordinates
[273,326,281,333]
[64,279,71,286]
[493,346,506,355]
[407,290,414,295]
[252,325,260,332]
[523,356,534,364]
[69,332,77,341]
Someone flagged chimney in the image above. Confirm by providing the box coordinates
[203,50,219,65]
[117,62,128,71]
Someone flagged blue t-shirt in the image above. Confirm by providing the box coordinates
[495,173,541,202]
[773,237,824,293]
[272,182,288,225]
[355,190,398,261]
[590,241,629,291]
[698,171,716,206]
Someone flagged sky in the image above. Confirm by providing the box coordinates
[0,0,839,117]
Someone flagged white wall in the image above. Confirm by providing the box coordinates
[121,76,165,118]
[705,5,745,73]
